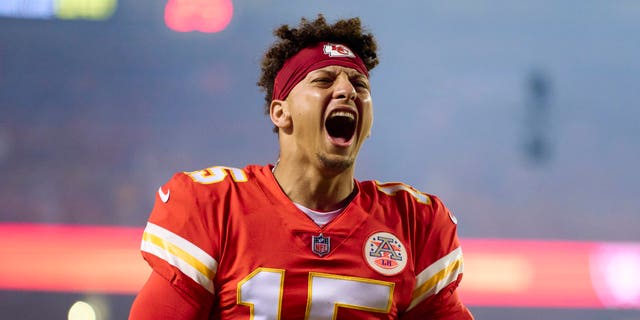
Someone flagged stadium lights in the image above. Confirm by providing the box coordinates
[164,0,233,33]
[68,301,97,320]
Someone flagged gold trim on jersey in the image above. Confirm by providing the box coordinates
[141,222,218,293]
[407,247,463,310]
[374,181,431,205]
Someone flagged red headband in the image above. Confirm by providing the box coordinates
[272,42,368,101]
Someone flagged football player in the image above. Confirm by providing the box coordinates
[129,15,474,320]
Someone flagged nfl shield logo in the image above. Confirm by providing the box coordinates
[312,234,331,257]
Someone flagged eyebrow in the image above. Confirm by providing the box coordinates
[311,69,368,81]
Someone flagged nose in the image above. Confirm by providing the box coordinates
[332,73,357,101]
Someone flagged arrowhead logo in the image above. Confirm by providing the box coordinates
[322,43,355,58]
[158,187,170,203]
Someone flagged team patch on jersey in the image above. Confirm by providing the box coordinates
[364,232,408,276]
[312,234,331,257]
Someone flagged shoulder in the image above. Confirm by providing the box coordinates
[359,179,439,209]
[179,164,261,187]
[149,164,268,228]
[141,164,269,297]
[359,181,465,313]
[359,179,455,225]
[168,164,266,197]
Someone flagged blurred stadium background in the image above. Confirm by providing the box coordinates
[1,0,639,319]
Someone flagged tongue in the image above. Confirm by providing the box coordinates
[330,136,350,145]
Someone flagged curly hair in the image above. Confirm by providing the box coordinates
[257,15,379,118]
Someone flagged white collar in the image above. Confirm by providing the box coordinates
[294,202,345,227]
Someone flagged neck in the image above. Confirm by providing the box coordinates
[273,157,355,212]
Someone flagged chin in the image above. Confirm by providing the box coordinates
[316,152,355,173]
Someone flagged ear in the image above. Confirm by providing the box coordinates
[269,99,292,130]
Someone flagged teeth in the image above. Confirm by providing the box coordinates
[329,111,355,120]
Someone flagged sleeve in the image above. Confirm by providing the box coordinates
[401,195,474,319]
[129,271,212,320]
[139,172,219,305]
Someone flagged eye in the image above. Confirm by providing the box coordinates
[349,75,369,88]
[352,80,369,90]
[354,81,368,88]
[311,77,335,88]
[312,77,332,83]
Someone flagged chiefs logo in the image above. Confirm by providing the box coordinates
[364,232,408,276]
[323,43,355,58]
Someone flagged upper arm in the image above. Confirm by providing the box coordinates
[400,274,473,320]
[136,167,250,318]
[129,271,213,320]
[404,195,473,319]
[139,173,219,309]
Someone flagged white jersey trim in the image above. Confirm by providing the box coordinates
[294,202,344,227]
[141,222,218,294]
[407,247,464,310]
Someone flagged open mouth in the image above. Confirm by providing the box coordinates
[325,110,356,145]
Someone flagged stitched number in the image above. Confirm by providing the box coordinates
[237,268,285,319]
[237,270,394,319]
[375,181,430,204]
[186,166,247,184]
[306,272,393,318]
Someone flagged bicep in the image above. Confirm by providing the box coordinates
[400,278,473,320]
[129,271,212,320]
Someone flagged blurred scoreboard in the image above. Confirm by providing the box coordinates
[0,0,234,33]
[0,0,117,20]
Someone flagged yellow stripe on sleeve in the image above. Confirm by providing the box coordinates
[407,247,464,310]
[140,222,218,293]
[142,232,215,280]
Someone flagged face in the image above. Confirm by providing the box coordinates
[272,65,373,174]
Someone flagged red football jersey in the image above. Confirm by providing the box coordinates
[140,164,471,319]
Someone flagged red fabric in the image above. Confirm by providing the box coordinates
[137,164,473,319]
[129,271,212,320]
[400,275,474,320]
[272,42,368,100]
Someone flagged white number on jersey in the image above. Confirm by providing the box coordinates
[375,181,430,204]
[238,269,394,319]
[186,166,248,184]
